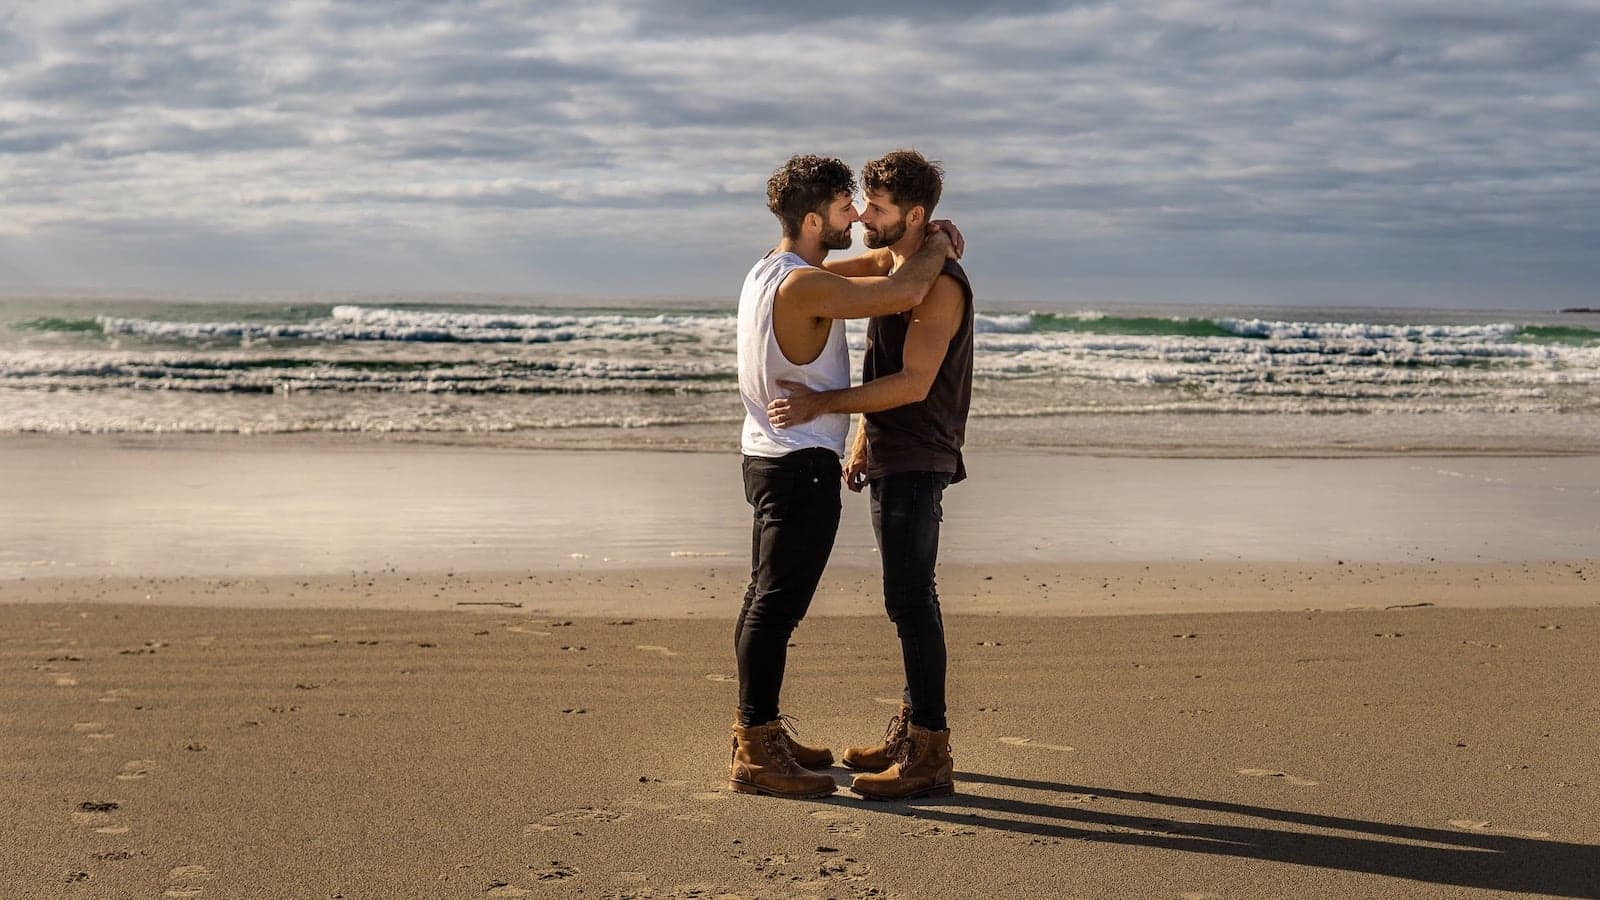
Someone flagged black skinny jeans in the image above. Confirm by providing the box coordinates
[871,470,953,732]
[734,448,842,727]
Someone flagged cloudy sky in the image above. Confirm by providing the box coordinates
[2,1,1597,308]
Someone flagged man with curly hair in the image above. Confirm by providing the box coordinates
[729,153,960,799]
[767,149,974,800]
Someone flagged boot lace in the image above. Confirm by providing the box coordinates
[883,710,908,744]
[776,714,807,743]
[765,723,800,767]
[892,731,921,769]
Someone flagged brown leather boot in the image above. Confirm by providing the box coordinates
[841,704,909,772]
[776,715,834,770]
[850,723,954,800]
[729,721,838,799]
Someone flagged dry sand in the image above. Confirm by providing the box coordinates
[3,559,1599,617]
[5,585,1598,898]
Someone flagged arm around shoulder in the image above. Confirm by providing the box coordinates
[768,275,966,427]
[777,232,952,321]
[821,248,894,278]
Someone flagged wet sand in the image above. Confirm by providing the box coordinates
[5,437,1599,582]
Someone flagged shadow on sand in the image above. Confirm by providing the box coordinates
[820,770,1598,897]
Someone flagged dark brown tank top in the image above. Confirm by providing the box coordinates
[863,259,974,483]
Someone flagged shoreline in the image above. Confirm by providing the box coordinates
[5,408,1600,458]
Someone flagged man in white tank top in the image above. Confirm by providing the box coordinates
[728,154,959,800]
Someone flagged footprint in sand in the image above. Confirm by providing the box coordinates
[635,645,679,657]
[796,857,873,889]
[526,808,631,835]
[903,824,976,838]
[670,811,716,823]
[1238,768,1319,786]
[97,688,135,704]
[71,801,118,827]
[116,760,157,781]
[72,801,130,834]
[486,883,533,897]
[1449,819,1551,839]
[506,626,552,636]
[669,885,752,900]
[811,813,867,836]
[704,674,736,683]
[53,674,79,686]
[163,864,213,897]
[73,722,114,740]
[532,862,577,882]
[998,736,1075,752]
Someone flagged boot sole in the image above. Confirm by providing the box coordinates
[840,759,890,773]
[852,782,955,801]
[729,779,837,800]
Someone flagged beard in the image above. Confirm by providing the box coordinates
[863,216,908,250]
[820,223,853,251]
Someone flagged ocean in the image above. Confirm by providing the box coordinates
[3,293,1598,446]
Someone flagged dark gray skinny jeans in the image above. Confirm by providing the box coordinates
[871,470,953,732]
[734,448,841,727]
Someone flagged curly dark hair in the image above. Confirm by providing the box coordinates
[862,149,943,217]
[767,154,857,240]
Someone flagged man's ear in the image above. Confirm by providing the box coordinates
[907,205,927,229]
[802,210,822,235]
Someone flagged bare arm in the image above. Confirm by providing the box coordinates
[777,230,953,321]
[822,247,893,278]
[843,417,871,492]
[768,275,965,427]
[820,220,963,278]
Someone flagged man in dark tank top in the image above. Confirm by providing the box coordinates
[767,149,973,800]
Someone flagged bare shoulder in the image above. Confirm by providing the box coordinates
[913,275,967,324]
[775,266,832,304]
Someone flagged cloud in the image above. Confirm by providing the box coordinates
[0,0,1596,306]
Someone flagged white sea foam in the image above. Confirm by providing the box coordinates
[973,313,1034,333]
[4,304,1598,434]
[96,307,738,346]
[1218,318,1520,342]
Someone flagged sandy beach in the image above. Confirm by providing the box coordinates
[5,599,1598,898]
[6,0,1600,893]
[3,436,1598,897]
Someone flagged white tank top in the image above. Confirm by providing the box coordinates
[737,251,850,458]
